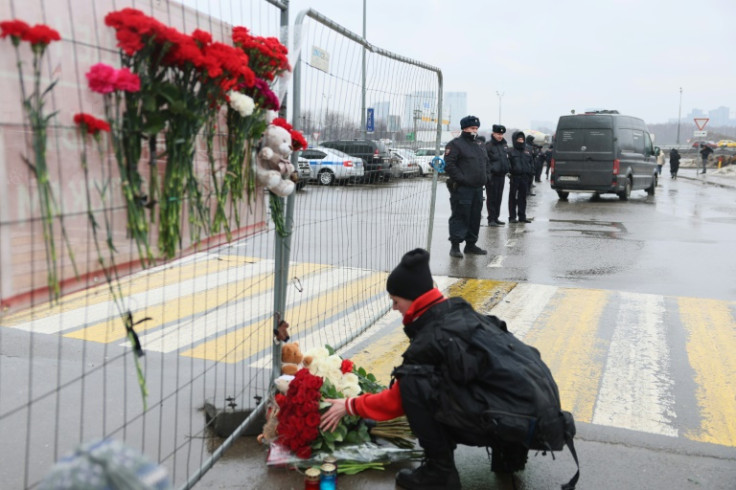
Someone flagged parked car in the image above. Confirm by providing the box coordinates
[716,139,736,148]
[414,147,439,176]
[692,141,717,149]
[390,148,420,178]
[295,156,312,190]
[297,147,364,186]
[319,139,394,182]
[551,112,658,201]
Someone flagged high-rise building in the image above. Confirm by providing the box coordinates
[444,92,467,130]
[402,91,467,130]
[708,106,729,126]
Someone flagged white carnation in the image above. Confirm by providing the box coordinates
[227,91,255,117]
[304,346,329,361]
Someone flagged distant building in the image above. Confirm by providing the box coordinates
[444,92,467,130]
[709,106,729,126]
[403,91,467,131]
[373,101,391,121]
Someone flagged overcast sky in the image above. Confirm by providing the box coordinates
[288,0,736,130]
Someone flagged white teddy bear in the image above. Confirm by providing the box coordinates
[256,124,296,197]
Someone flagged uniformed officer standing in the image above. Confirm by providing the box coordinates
[484,124,510,227]
[445,115,488,258]
[508,131,534,223]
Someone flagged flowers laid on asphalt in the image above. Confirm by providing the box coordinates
[269,346,415,470]
[1,18,77,300]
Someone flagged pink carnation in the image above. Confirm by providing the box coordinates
[86,63,117,94]
[114,67,140,92]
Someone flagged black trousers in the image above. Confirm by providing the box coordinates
[508,175,529,220]
[448,185,483,245]
[485,174,505,222]
[397,366,488,457]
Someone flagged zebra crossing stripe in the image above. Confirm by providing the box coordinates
[0,253,257,328]
[180,272,388,363]
[592,292,677,436]
[678,297,736,446]
[62,258,292,343]
[488,283,557,339]
[136,265,370,354]
[523,288,609,423]
[3,255,266,335]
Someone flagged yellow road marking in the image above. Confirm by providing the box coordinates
[679,297,736,446]
[181,272,389,363]
[64,262,327,343]
[1,255,260,326]
[524,288,609,422]
[446,278,516,312]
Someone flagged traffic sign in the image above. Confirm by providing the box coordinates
[693,130,708,137]
[693,118,709,130]
[366,108,375,133]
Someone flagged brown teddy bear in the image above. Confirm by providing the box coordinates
[256,124,296,197]
[281,342,303,375]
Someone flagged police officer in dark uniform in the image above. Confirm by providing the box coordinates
[508,131,534,223]
[484,124,510,227]
[445,115,488,258]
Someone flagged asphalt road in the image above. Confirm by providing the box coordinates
[196,166,736,489]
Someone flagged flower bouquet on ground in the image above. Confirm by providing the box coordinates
[262,346,422,473]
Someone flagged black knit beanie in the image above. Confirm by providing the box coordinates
[386,248,433,300]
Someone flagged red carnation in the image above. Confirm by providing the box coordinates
[0,19,30,43]
[73,113,110,135]
[22,24,61,47]
[86,63,118,94]
[114,67,140,92]
[340,358,354,374]
[191,28,212,46]
[290,129,308,151]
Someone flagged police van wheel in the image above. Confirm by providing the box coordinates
[618,178,632,201]
[646,175,657,195]
[556,191,569,201]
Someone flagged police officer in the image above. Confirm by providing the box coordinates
[484,124,510,227]
[508,131,534,223]
[445,115,488,258]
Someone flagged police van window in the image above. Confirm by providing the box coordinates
[631,130,645,154]
[557,129,612,152]
[619,129,635,152]
[643,132,654,156]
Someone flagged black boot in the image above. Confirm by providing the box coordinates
[464,243,487,255]
[396,453,461,490]
[450,243,463,258]
[491,443,529,474]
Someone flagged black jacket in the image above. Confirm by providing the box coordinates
[402,297,486,381]
[485,137,511,177]
[508,131,535,176]
[669,149,681,165]
[700,145,714,159]
[444,132,489,187]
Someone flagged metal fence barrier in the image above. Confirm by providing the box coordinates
[0,0,442,488]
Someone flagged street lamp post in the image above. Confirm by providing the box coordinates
[676,87,683,145]
[496,91,504,124]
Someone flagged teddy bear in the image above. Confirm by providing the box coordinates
[280,341,304,375]
[256,124,296,197]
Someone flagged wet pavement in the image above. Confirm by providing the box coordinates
[195,164,736,490]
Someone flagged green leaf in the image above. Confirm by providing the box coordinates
[143,113,166,136]
[142,94,157,112]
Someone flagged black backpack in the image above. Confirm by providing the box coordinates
[434,299,580,489]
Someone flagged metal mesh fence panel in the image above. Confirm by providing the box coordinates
[0,1,442,488]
